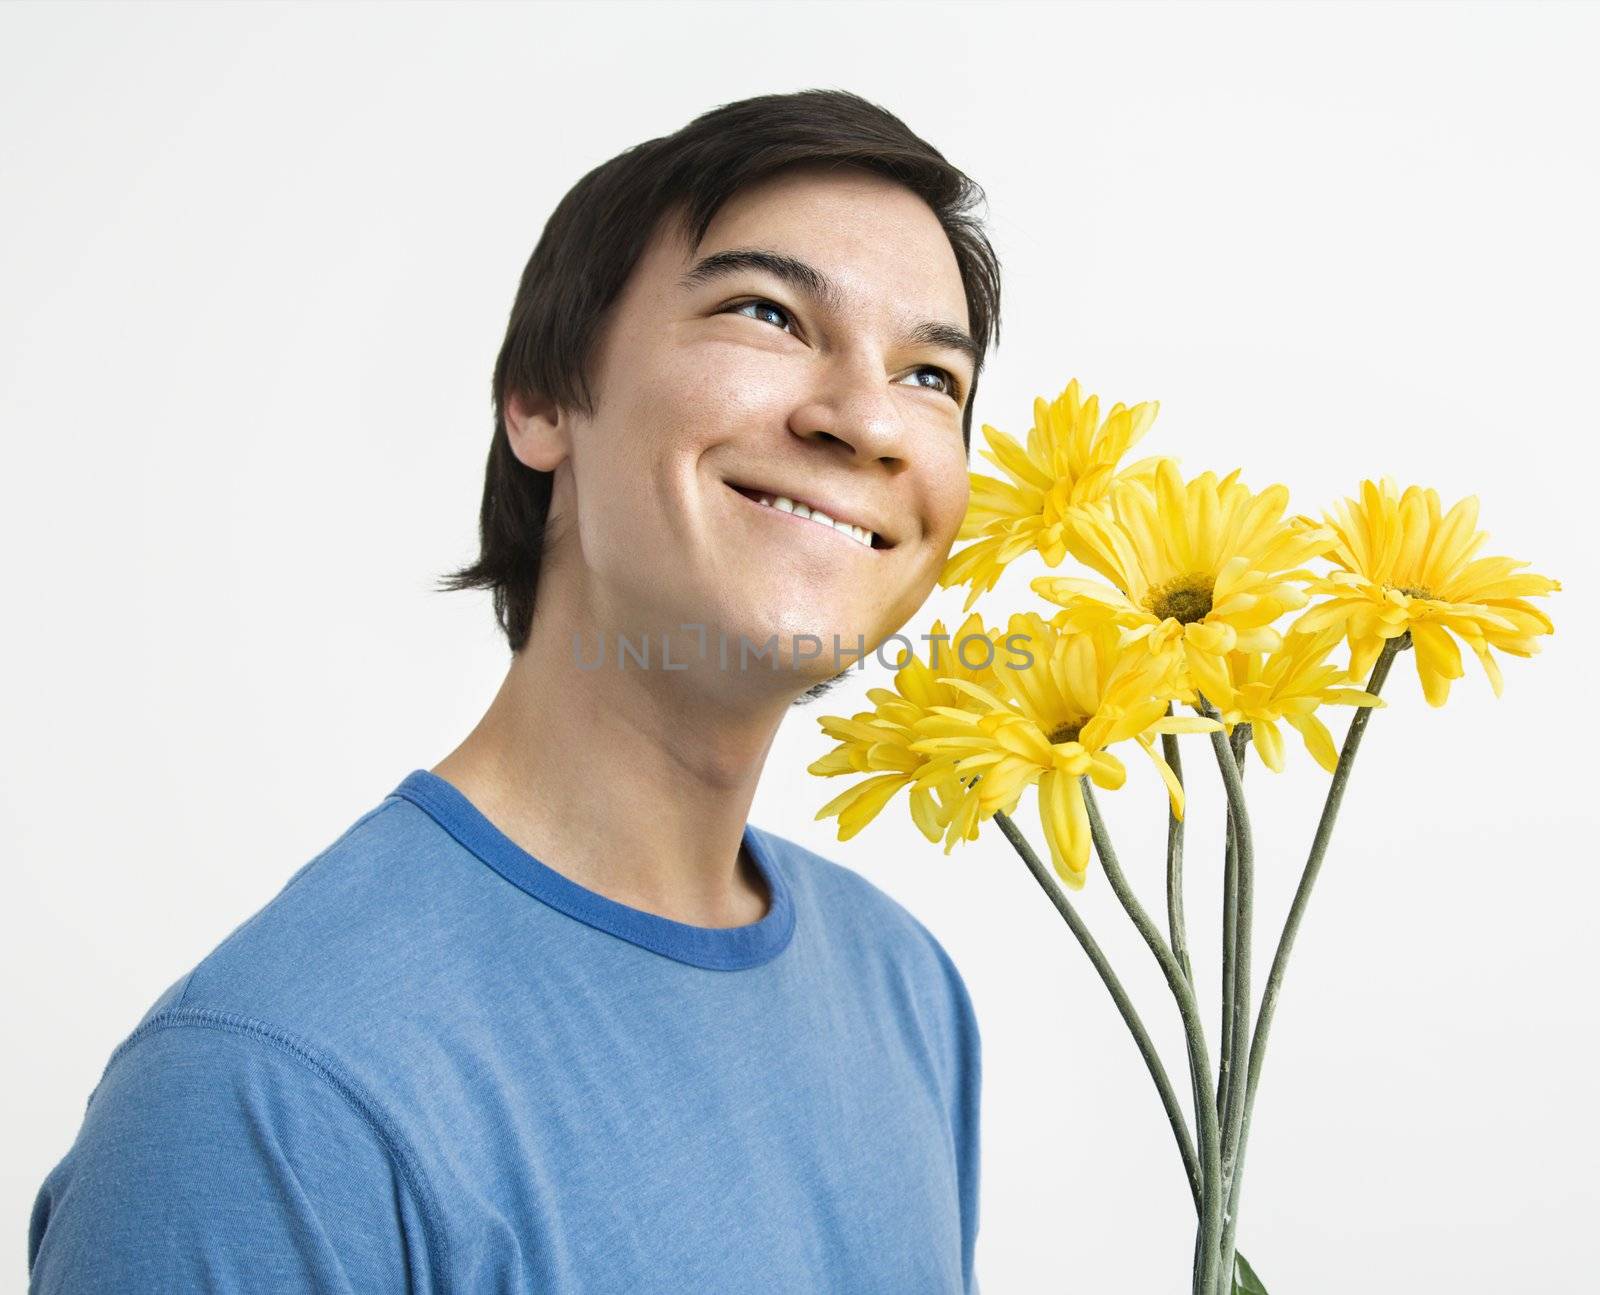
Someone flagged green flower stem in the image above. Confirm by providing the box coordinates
[1162,713,1194,988]
[1081,783,1224,1295]
[1193,697,1254,1295]
[1214,636,1405,1280]
[992,809,1203,1215]
[1216,724,1252,1133]
[1160,721,1216,1237]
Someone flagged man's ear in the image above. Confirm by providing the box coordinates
[503,388,570,473]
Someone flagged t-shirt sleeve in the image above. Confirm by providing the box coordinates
[28,1017,434,1294]
[904,915,984,1295]
[943,949,983,1295]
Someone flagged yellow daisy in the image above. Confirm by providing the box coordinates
[809,614,1004,844]
[1190,624,1387,773]
[1031,458,1337,707]
[906,613,1220,890]
[1288,477,1560,706]
[938,378,1165,612]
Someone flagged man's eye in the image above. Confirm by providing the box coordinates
[908,366,963,404]
[725,299,963,406]
[726,298,797,333]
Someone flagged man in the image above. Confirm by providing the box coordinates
[29,88,1001,1293]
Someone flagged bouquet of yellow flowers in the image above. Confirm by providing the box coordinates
[807,378,1561,1295]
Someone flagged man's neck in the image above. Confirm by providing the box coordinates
[431,601,791,929]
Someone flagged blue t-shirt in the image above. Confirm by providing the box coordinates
[28,769,983,1293]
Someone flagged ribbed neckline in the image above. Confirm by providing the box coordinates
[388,769,795,971]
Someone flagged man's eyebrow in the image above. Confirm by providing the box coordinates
[679,246,980,370]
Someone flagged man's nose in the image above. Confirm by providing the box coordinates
[787,359,911,464]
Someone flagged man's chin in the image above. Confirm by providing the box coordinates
[692,612,886,687]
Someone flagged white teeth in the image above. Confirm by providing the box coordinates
[752,492,874,548]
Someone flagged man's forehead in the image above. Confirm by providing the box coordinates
[660,168,966,302]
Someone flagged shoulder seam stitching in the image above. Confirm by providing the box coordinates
[95,1005,453,1295]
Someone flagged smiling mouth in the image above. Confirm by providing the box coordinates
[726,482,892,550]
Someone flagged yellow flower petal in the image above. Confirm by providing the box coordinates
[1252,718,1286,773]
[1284,711,1338,773]
[814,773,908,839]
[1137,733,1187,819]
[1040,769,1092,889]
[1409,620,1464,708]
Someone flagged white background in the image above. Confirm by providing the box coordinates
[4,2,1595,1290]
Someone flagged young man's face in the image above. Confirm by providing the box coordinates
[526,162,975,693]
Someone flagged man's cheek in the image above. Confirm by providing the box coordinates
[703,353,801,424]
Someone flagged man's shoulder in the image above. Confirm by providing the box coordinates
[751,823,974,998]
[119,789,486,1074]
[181,794,432,990]
[753,823,924,929]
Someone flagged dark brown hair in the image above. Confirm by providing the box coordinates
[437,88,1003,655]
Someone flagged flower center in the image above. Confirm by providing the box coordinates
[1047,721,1083,745]
[1146,573,1214,624]
[1390,584,1433,600]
